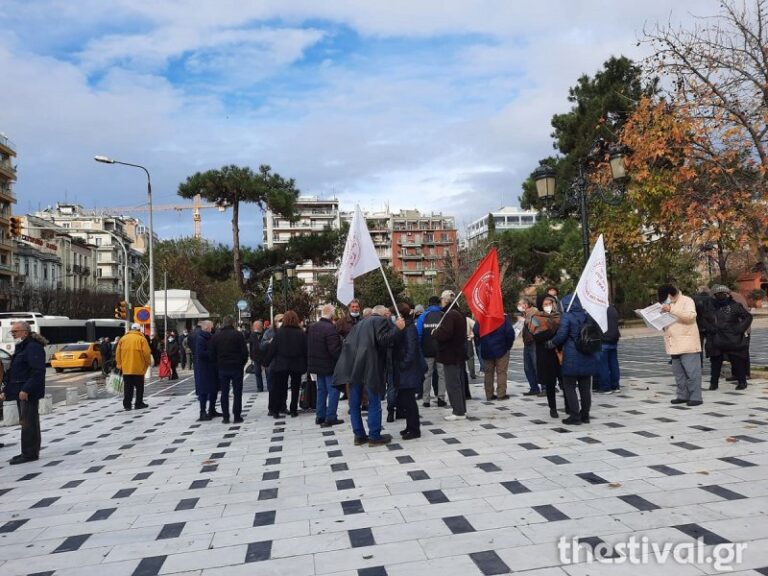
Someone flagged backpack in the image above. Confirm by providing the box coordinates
[575,315,603,355]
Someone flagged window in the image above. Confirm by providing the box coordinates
[95,237,102,246]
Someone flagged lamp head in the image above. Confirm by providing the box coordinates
[94,155,115,164]
[532,163,557,200]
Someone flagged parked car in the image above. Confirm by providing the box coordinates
[50,342,102,372]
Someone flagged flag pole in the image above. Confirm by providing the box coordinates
[377,263,402,318]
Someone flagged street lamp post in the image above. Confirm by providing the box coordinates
[94,156,155,335]
[272,261,296,313]
[532,140,628,264]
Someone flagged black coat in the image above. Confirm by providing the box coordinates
[166,339,180,363]
[700,298,752,357]
[335,315,401,396]
[248,331,264,362]
[390,320,426,390]
[307,318,342,376]
[534,329,560,386]
[265,326,307,374]
[210,326,249,369]
[4,334,47,400]
[432,309,467,365]
[602,306,621,344]
[99,341,113,361]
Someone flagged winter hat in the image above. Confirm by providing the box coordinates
[440,289,455,301]
[131,323,141,331]
[711,285,730,295]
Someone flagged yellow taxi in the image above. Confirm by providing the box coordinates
[51,343,102,372]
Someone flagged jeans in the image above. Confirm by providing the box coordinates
[316,374,340,422]
[123,374,145,409]
[218,367,244,418]
[523,344,539,392]
[671,353,702,402]
[18,399,41,459]
[254,364,265,391]
[597,344,620,391]
[349,383,382,440]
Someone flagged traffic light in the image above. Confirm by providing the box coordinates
[114,301,128,320]
[9,216,21,237]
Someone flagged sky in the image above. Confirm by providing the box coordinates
[0,0,712,246]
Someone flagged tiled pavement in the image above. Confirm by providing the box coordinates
[1,370,768,575]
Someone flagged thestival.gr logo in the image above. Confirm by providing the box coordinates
[472,271,494,315]
[584,259,609,307]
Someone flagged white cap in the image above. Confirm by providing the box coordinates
[131,323,141,331]
[440,289,455,300]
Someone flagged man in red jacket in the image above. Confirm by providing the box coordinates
[432,290,469,421]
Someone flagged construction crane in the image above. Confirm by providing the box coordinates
[91,194,228,239]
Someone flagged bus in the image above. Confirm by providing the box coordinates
[0,313,126,362]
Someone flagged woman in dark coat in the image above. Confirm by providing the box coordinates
[389,303,426,439]
[701,285,752,390]
[192,322,217,421]
[528,295,563,418]
[265,310,307,418]
[166,332,180,380]
[546,294,598,425]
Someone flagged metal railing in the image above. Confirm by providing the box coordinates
[0,134,15,153]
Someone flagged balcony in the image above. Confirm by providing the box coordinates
[399,239,421,247]
[402,268,424,275]
[400,253,423,260]
[0,160,16,180]
[0,135,15,155]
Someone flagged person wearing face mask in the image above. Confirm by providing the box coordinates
[527,296,562,418]
[596,305,621,394]
[248,320,266,392]
[517,298,540,396]
[166,331,180,380]
[336,299,362,340]
[260,314,282,411]
[700,285,752,391]
[658,284,703,406]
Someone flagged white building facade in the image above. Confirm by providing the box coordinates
[466,207,539,247]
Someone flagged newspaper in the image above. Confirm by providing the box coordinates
[634,303,678,331]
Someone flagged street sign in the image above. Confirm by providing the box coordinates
[236,299,248,311]
[134,306,152,324]
[240,312,251,319]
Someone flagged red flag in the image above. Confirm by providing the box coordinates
[462,248,505,337]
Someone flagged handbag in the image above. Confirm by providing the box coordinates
[107,370,124,394]
[158,352,172,379]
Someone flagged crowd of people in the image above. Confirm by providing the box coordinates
[0,281,757,463]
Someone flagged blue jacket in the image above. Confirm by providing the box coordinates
[550,294,599,377]
[4,334,47,400]
[474,318,515,360]
[193,330,218,395]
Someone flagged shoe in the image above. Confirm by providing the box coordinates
[272,413,280,419]
[290,411,298,418]
[354,436,369,446]
[386,410,395,423]
[368,434,393,447]
[222,417,230,424]
[321,419,344,428]
[436,399,447,407]
[523,391,539,396]
[423,402,431,408]
[444,414,467,421]
[123,406,132,411]
[10,454,38,464]
[549,409,559,419]
[735,383,747,390]
[497,395,509,400]
[687,400,703,407]
[208,411,221,418]
[401,431,421,440]
[489,395,498,400]
[597,390,615,395]
[400,429,409,437]
[561,417,582,425]
[135,403,149,409]
[581,416,591,424]
[234,417,244,423]
[268,411,276,417]
[315,417,323,425]
[670,398,688,404]
[708,384,718,391]
[197,412,212,422]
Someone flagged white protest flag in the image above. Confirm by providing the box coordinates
[570,234,610,332]
[336,204,381,305]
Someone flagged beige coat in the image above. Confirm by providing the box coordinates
[663,294,701,355]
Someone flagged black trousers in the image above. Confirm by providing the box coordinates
[711,354,748,386]
[271,371,302,414]
[395,389,420,434]
[562,375,591,420]
[18,399,41,459]
[123,374,145,408]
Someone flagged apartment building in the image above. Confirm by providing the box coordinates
[390,210,458,285]
[263,196,341,290]
[466,207,539,247]
[34,204,137,295]
[0,133,16,310]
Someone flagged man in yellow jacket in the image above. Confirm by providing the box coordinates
[116,323,153,411]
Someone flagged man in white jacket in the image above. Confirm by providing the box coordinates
[658,284,702,406]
